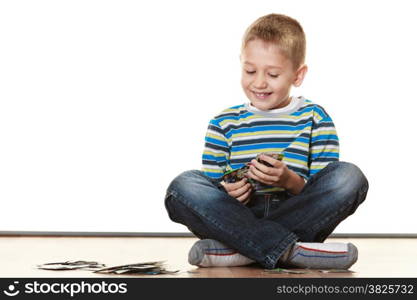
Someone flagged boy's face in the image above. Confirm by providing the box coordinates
[240,39,307,111]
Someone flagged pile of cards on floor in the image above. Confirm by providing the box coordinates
[37,260,178,275]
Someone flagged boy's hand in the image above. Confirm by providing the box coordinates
[247,154,305,195]
[220,178,252,205]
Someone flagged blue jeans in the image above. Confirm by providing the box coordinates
[165,161,369,269]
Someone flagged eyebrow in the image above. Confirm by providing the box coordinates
[243,61,283,70]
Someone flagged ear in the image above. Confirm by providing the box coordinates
[293,64,308,87]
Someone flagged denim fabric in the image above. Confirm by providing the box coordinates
[164,161,369,269]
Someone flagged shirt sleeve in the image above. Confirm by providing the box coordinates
[308,106,339,178]
[201,118,230,179]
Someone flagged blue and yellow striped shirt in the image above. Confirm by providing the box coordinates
[202,96,339,193]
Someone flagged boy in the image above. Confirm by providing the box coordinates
[165,14,368,270]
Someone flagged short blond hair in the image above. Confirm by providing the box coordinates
[242,14,306,69]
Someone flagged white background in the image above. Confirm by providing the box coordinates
[1,0,416,233]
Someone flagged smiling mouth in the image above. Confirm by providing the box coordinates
[252,91,272,99]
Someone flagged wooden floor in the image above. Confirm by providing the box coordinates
[0,237,416,278]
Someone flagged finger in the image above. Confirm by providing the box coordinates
[248,169,277,186]
[251,158,275,176]
[258,154,283,168]
[220,180,230,192]
[247,169,273,185]
[221,178,246,192]
[228,177,248,190]
[236,188,252,203]
[242,198,251,205]
[229,182,251,198]
[249,165,279,184]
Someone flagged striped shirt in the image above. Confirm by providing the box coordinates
[201,96,339,193]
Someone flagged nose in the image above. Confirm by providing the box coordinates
[253,73,267,89]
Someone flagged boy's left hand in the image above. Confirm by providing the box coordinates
[246,154,291,188]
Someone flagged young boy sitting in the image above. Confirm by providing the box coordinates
[165,13,369,270]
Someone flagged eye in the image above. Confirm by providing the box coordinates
[269,74,279,78]
[245,70,255,74]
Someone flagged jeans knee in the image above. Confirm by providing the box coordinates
[165,169,222,211]
[168,169,201,188]
[165,170,197,207]
[167,170,211,197]
[329,161,369,204]
[164,192,179,222]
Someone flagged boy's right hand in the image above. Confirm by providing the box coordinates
[220,178,252,205]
